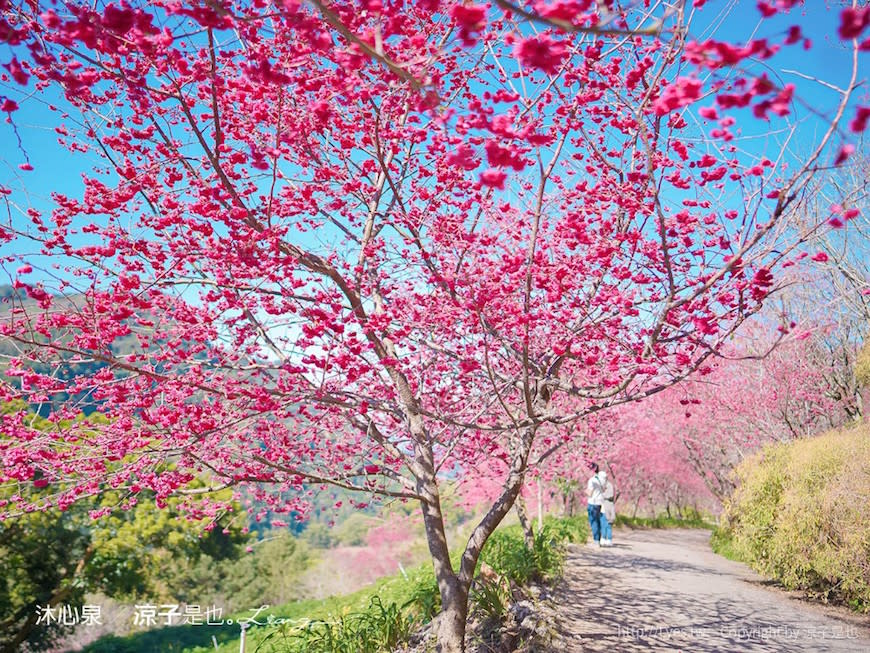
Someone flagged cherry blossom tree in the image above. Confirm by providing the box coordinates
[1,1,867,649]
[608,317,861,506]
[794,153,870,416]
[800,155,870,326]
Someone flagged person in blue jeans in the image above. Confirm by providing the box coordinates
[586,463,603,545]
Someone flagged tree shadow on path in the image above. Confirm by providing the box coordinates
[555,528,870,652]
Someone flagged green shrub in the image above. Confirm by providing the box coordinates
[254,596,412,653]
[78,516,586,653]
[470,575,512,623]
[709,525,744,562]
[614,509,713,530]
[481,530,539,585]
[721,424,870,612]
[400,569,440,623]
[480,517,585,586]
[530,525,566,580]
[540,514,589,543]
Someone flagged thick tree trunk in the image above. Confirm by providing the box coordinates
[419,487,475,653]
[417,462,470,652]
[412,424,473,653]
[420,494,471,653]
[515,495,535,550]
[433,577,470,653]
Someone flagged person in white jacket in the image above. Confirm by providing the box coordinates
[586,463,604,546]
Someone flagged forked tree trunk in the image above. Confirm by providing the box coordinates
[418,442,535,652]
[417,465,470,653]
[413,391,546,652]
[420,495,474,653]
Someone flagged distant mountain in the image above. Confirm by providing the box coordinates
[0,284,18,301]
[0,285,142,415]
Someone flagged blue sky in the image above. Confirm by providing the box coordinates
[0,0,865,289]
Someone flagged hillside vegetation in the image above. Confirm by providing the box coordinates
[76,516,588,653]
[715,423,870,612]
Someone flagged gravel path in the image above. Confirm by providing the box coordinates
[554,528,870,652]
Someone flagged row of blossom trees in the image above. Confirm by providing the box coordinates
[592,321,862,514]
[550,159,870,521]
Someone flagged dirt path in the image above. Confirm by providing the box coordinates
[554,528,870,652]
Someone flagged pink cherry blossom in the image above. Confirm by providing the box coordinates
[514,35,567,74]
[479,167,507,188]
[839,7,870,40]
[451,3,487,45]
[849,106,870,133]
[652,77,703,115]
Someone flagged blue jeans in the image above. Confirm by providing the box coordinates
[600,511,612,541]
[587,504,601,541]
